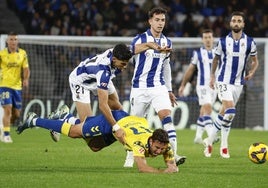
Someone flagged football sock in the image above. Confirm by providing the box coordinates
[221,108,236,149]
[203,115,213,136]
[196,117,205,139]
[162,116,177,155]
[35,118,71,136]
[207,114,222,145]
[3,127,10,136]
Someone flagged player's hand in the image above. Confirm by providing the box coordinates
[163,165,178,173]
[23,79,29,87]
[114,128,126,145]
[244,70,255,81]
[210,75,215,89]
[158,46,172,53]
[178,86,184,97]
[169,92,177,107]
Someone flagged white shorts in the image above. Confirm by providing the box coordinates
[130,85,171,117]
[196,85,217,105]
[69,74,116,103]
[216,82,243,104]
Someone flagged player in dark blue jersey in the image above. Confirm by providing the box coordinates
[17,105,178,173]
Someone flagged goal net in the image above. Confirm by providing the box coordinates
[0,35,267,130]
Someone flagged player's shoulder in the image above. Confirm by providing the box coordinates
[18,48,27,53]
[0,48,8,55]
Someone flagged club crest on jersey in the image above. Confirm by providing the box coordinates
[100,82,108,87]
[161,42,166,47]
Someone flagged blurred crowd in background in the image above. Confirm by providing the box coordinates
[7,0,268,38]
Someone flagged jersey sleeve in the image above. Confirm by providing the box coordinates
[96,65,111,90]
[190,50,198,65]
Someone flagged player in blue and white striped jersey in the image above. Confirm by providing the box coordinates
[204,11,259,158]
[65,43,132,144]
[178,29,218,145]
[123,7,186,167]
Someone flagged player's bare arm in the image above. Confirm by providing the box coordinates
[178,64,196,96]
[97,88,126,144]
[134,42,171,54]
[169,92,177,107]
[210,55,220,89]
[134,156,178,173]
[23,67,30,87]
[245,55,259,81]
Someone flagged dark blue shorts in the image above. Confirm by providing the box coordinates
[0,87,22,109]
[82,110,129,146]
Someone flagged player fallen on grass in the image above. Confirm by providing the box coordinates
[16,105,178,173]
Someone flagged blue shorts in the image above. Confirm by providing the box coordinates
[0,87,22,109]
[82,110,129,146]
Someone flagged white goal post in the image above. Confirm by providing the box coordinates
[0,35,267,130]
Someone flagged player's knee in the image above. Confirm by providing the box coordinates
[222,108,236,126]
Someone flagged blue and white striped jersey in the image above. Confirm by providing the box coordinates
[130,29,172,89]
[191,47,215,86]
[70,48,121,90]
[215,32,257,85]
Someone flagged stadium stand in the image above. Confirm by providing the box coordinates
[0,1,25,34]
[3,0,268,37]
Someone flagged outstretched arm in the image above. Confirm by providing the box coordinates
[134,42,172,54]
[134,156,178,173]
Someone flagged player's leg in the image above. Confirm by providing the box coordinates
[220,104,235,158]
[69,76,93,121]
[203,114,221,157]
[195,86,214,144]
[75,101,92,122]
[16,112,83,138]
[152,86,186,165]
[0,88,22,143]
[123,88,149,167]
[194,116,205,144]
[1,104,12,143]
[49,104,77,142]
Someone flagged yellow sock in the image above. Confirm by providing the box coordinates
[3,127,11,132]
[61,122,71,136]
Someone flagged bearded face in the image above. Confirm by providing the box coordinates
[230,15,245,33]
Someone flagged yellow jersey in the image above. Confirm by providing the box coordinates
[117,116,174,161]
[0,48,29,90]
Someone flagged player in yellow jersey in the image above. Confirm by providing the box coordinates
[0,31,30,143]
[17,105,178,173]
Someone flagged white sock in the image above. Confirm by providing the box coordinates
[221,126,230,149]
[163,123,177,155]
[196,117,204,139]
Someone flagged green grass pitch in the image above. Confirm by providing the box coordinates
[0,128,267,188]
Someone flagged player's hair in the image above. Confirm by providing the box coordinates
[8,31,18,36]
[230,11,245,22]
[113,43,132,61]
[148,7,167,19]
[202,29,213,35]
[151,129,169,144]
